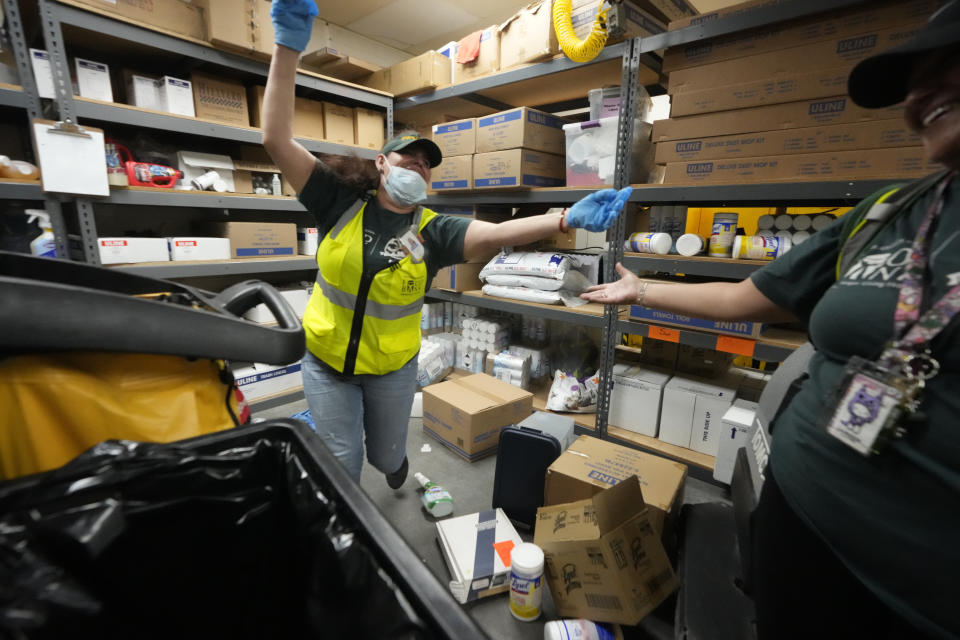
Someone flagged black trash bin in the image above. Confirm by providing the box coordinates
[0,420,488,640]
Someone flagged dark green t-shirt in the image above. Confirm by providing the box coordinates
[751,179,960,638]
[298,162,471,282]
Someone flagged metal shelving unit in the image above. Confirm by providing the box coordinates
[622,254,765,279]
[102,189,306,211]
[112,257,317,278]
[425,289,607,328]
[0,181,44,200]
[0,84,27,108]
[426,187,598,206]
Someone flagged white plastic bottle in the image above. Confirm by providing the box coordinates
[544,619,620,640]
[271,173,282,196]
[25,209,56,258]
[509,543,544,621]
[413,472,453,517]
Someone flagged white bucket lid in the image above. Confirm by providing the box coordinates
[510,542,544,573]
[676,233,704,256]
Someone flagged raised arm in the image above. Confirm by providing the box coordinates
[581,262,796,323]
[261,0,319,193]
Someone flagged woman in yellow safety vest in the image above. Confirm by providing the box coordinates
[263,0,632,485]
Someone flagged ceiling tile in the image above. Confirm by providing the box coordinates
[346,0,479,47]
[314,0,395,28]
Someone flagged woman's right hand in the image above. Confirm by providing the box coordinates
[271,0,319,52]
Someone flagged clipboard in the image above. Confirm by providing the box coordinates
[32,118,109,196]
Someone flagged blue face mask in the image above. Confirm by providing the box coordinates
[382,159,428,207]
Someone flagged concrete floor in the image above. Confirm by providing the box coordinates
[255,398,730,640]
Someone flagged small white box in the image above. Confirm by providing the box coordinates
[232,361,303,401]
[96,237,170,265]
[609,363,672,437]
[297,226,319,255]
[159,76,195,117]
[176,151,235,191]
[243,287,311,323]
[437,508,522,604]
[29,49,54,99]
[714,399,759,485]
[127,73,162,110]
[167,237,231,261]
[690,372,742,456]
[660,374,737,450]
[74,57,113,102]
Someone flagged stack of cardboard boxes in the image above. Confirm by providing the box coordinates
[655,0,941,184]
[430,107,567,193]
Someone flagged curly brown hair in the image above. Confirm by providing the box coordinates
[317,153,380,192]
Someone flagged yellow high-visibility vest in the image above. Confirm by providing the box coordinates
[303,196,437,375]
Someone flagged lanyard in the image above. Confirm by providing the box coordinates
[889,171,959,353]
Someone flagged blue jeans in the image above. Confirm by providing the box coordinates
[300,349,417,482]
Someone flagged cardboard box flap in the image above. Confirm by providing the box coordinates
[178,151,234,171]
[457,373,533,411]
[534,502,601,544]
[498,1,544,31]
[593,474,647,534]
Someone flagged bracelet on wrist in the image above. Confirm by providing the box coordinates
[559,210,568,233]
[636,281,649,306]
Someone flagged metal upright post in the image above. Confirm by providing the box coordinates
[3,0,70,259]
[37,0,100,264]
[595,36,642,438]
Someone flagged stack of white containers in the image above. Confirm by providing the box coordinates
[457,317,512,373]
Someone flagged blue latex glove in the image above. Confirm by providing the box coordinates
[566,187,633,232]
[271,0,319,52]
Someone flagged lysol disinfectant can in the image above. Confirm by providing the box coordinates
[509,543,544,621]
[708,212,738,257]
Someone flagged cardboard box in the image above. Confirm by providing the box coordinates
[167,237,231,261]
[670,65,853,117]
[535,476,678,626]
[663,0,937,71]
[437,508,522,603]
[177,151,236,192]
[125,71,162,110]
[248,86,326,139]
[714,399,759,484]
[354,107,385,150]
[233,159,287,194]
[232,361,303,402]
[609,364,673,437]
[668,24,924,93]
[498,2,559,70]
[422,373,533,461]
[659,373,739,452]
[654,119,922,164]
[74,58,113,102]
[544,435,687,535]
[432,118,477,157]
[570,0,666,42]
[297,227,318,255]
[323,103,356,145]
[663,146,940,185]
[652,97,904,142]
[204,0,277,58]
[210,221,297,258]
[430,154,473,192]
[630,305,764,338]
[477,107,565,155]
[669,0,797,31]
[645,0,697,21]
[474,149,565,189]
[363,51,450,97]
[95,237,169,264]
[675,344,734,379]
[29,49,55,99]
[453,27,500,84]
[159,76,194,117]
[71,0,205,40]
[431,262,484,292]
[191,72,248,126]
[637,337,679,370]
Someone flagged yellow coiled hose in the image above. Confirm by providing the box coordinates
[553,0,609,63]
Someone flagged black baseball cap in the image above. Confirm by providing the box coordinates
[848,0,960,108]
[381,133,442,168]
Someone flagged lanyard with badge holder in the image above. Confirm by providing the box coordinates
[825,171,958,455]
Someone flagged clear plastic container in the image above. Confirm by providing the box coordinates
[563,116,654,187]
[588,85,653,122]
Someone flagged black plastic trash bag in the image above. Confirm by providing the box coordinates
[0,421,485,640]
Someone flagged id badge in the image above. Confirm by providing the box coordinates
[824,357,909,456]
[397,224,425,263]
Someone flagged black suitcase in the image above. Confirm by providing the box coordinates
[491,425,562,529]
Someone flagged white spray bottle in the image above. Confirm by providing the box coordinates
[413,472,453,518]
[25,209,56,258]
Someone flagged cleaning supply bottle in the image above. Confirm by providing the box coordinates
[544,619,622,640]
[25,209,56,258]
[413,472,453,517]
[271,173,282,196]
[0,156,40,181]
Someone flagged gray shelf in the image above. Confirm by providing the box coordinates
[617,318,799,362]
[101,189,307,211]
[426,188,599,206]
[73,100,378,159]
[628,180,894,205]
[0,181,43,200]
[249,387,306,412]
[111,257,317,278]
[52,1,392,109]
[426,289,606,328]
[0,84,27,108]
[639,0,868,53]
[622,254,762,279]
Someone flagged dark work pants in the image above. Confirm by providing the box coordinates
[751,469,926,639]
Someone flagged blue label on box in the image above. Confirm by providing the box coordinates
[475,177,518,187]
[526,110,564,130]
[432,179,469,189]
[236,247,295,256]
[479,110,522,127]
[434,121,474,134]
[235,362,302,386]
[630,306,761,337]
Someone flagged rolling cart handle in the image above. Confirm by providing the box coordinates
[213,281,301,330]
